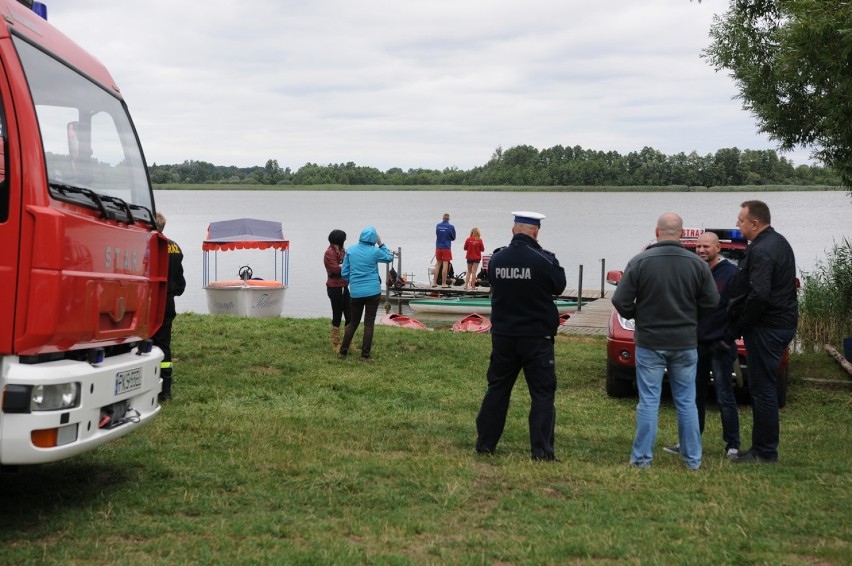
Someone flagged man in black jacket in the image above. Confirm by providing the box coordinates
[475,211,566,461]
[729,200,797,464]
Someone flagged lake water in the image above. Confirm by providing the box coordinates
[154,190,851,319]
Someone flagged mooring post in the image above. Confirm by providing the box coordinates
[384,262,390,302]
[577,264,583,312]
[600,258,606,298]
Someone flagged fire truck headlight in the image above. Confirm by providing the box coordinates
[30,383,80,411]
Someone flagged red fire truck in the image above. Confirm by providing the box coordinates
[0,0,167,465]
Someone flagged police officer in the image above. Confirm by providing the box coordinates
[152,212,186,402]
[475,211,567,461]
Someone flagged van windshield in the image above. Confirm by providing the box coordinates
[13,35,154,224]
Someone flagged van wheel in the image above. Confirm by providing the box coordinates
[606,362,635,398]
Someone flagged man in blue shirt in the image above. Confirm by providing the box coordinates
[664,231,740,459]
[433,213,456,288]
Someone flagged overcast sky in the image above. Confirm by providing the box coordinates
[44,0,813,171]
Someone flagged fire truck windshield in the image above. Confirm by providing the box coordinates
[12,35,154,217]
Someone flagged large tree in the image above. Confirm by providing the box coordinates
[702,0,852,189]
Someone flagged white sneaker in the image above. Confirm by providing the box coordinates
[726,447,740,459]
[662,443,680,455]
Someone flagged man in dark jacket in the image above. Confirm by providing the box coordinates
[663,231,740,459]
[729,200,797,464]
[612,213,719,470]
[152,212,186,402]
[475,211,566,461]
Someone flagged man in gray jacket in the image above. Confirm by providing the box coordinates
[612,212,719,469]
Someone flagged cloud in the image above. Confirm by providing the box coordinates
[43,0,815,171]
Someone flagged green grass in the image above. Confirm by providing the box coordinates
[1,315,849,564]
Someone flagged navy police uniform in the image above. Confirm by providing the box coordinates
[475,212,566,460]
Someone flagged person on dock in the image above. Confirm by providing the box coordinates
[612,212,718,470]
[339,226,394,361]
[433,213,456,288]
[662,231,741,460]
[475,211,566,461]
[727,200,797,464]
[463,227,485,290]
[324,229,350,353]
[152,212,186,402]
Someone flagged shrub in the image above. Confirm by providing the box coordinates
[797,238,852,351]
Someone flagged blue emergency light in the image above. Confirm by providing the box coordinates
[709,228,746,241]
[33,1,46,19]
[17,1,47,20]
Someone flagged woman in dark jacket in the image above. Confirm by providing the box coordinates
[324,229,350,352]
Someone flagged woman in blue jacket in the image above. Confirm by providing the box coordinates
[339,226,394,360]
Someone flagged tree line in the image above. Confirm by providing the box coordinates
[148,144,839,187]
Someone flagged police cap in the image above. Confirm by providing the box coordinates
[511,211,546,226]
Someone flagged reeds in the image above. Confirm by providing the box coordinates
[797,238,852,351]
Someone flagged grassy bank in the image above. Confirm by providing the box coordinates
[153,183,845,192]
[1,315,849,564]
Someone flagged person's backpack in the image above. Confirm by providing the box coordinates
[435,261,455,284]
[476,267,490,287]
[388,267,406,289]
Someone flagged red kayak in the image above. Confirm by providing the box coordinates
[452,313,492,333]
[379,312,426,329]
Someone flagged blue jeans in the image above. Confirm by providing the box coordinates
[631,347,701,469]
[697,341,740,451]
[742,326,796,461]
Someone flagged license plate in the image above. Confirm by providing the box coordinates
[115,367,143,396]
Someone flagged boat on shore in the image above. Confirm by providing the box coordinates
[379,312,427,329]
[452,313,491,333]
[202,218,289,317]
[409,297,580,315]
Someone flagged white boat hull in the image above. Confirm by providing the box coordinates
[204,285,286,317]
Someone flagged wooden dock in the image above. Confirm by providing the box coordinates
[384,283,613,335]
[558,290,614,336]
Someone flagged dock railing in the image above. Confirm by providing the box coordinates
[384,247,609,305]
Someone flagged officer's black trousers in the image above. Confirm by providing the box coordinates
[476,335,557,459]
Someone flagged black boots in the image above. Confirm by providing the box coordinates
[159,372,173,402]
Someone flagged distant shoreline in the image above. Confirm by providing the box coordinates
[153,183,845,192]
